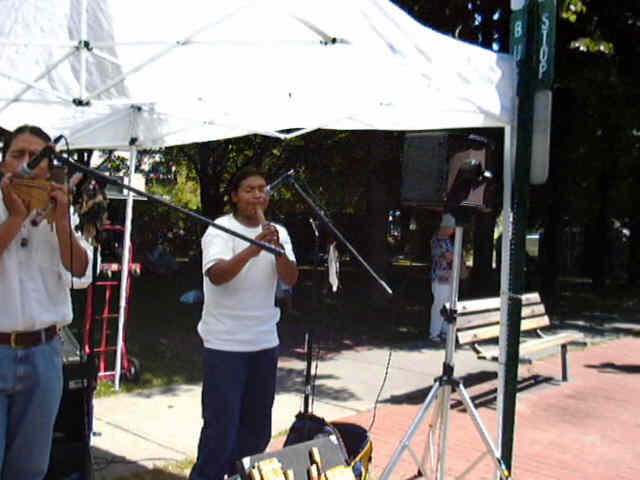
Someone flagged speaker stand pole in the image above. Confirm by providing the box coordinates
[380,225,510,480]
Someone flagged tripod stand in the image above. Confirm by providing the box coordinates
[380,221,510,480]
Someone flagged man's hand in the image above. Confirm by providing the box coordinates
[49,182,71,226]
[261,223,280,246]
[247,223,281,257]
[1,173,30,221]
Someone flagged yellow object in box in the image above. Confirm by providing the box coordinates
[308,463,319,480]
[309,447,322,470]
[250,467,262,480]
[324,465,356,480]
[258,457,286,480]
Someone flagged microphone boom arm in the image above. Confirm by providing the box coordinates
[54,155,285,256]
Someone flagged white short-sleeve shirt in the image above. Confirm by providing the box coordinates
[198,213,296,352]
[0,190,93,332]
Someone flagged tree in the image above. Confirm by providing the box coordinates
[396,0,510,53]
[535,0,640,296]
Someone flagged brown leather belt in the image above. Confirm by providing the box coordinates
[0,325,58,349]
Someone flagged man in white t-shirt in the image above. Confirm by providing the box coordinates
[190,167,298,480]
[0,125,92,480]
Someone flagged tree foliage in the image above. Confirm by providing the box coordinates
[534,0,640,290]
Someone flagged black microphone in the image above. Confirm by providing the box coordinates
[266,169,295,194]
[17,134,65,178]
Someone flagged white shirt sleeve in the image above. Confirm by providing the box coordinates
[277,224,296,263]
[201,222,234,274]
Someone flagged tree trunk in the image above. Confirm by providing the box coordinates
[196,142,226,221]
[629,217,640,285]
[471,211,498,297]
[366,133,398,308]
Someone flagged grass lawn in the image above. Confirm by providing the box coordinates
[70,260,205,396]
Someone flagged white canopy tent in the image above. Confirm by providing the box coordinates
[0,0,517,456]
[1,0,514,144]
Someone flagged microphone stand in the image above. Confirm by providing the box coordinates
[53,154,285,256]
[308,218,321,310]
[288,177,393,297]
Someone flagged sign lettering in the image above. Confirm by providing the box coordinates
[538,13,550,79]
[514,20,523,39]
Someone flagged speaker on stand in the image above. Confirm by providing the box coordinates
[401,131,494,213]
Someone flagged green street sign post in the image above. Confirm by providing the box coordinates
[502,0,556,474]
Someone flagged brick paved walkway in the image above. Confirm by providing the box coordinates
[270,336,640,479]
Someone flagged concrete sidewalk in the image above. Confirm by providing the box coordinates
[89,321,638,479]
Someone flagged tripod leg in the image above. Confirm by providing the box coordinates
[380,382,442,480]
[455,384,511,479]
[436,383,453,479]
[419,391,446,476]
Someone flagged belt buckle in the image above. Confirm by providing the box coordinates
[10,332,23,349]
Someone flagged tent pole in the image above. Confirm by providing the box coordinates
[114,143,137,390]
[79,0,87,100]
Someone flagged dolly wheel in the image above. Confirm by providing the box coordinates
[123,356,141,383]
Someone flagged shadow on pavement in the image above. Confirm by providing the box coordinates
[554,315,640,340]
[277,366,359,402]
[450,374,557,411]
[383,369,557,412]
[91,445,188,479]
[584,362,640,374]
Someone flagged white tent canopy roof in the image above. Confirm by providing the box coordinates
[0,0,515,149]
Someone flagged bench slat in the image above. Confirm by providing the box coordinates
[458,304,546,329]
[518,332,585,356]
[457,315,550,345]
[475,332,584,361]
[455,292,541,315]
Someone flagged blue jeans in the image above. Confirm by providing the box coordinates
[0,337,63,480]
[190,346,279,480]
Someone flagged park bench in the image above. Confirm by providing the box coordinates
[454,292,586,381]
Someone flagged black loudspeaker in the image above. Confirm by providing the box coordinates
[45,328,96,480]
[236,435,348,480]
[401,132,494,212]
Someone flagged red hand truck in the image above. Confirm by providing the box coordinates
[83,225,142,383]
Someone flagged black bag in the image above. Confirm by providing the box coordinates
[283,412,348,459]
[284,413,373,480]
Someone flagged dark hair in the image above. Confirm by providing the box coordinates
[226,166,267,211]
[1,124,52,158]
